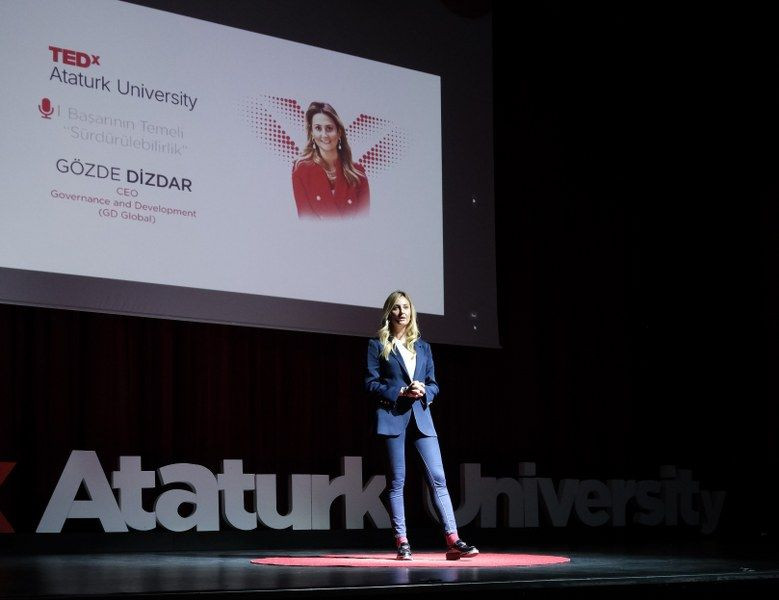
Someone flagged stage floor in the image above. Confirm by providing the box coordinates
[1,541,778,599]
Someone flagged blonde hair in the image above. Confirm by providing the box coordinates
[377,290,420,360]
[298,101,366,187]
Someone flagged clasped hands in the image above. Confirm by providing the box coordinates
[401,380,426,399]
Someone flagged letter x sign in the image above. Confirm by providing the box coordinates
[0,462,15,533]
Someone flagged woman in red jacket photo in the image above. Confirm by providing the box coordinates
[292,102,370,219]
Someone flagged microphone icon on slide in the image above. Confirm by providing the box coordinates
[39,97,54,119]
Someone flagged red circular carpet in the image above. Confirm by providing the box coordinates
[251,552,570,568]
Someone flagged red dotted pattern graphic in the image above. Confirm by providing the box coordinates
[239,97,409,175]
[349,114,409,177]
[239,95,304,162]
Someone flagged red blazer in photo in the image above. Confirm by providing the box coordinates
[291,159,370,218]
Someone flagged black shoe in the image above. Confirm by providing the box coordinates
[396,542,412,560]
[446,539,478,560]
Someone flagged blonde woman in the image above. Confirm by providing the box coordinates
[292,101,370,218]
[365,290,478,561]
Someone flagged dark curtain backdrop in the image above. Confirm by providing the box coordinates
[1,3,776,541]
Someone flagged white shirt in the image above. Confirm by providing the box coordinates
[393,338,417,382]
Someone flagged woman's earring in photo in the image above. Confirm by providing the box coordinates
[338,139,342,151]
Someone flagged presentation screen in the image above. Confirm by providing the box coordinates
[0,0,497,347]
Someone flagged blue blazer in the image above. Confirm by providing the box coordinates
[365,337,440,437]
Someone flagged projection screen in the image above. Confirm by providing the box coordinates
[0,0,497,347]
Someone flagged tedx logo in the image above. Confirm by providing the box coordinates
[49,45,100,68]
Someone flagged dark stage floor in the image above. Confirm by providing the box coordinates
[1,541,778,599]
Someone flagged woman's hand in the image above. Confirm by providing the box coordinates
[407,381,425,398]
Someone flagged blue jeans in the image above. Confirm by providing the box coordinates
[383,416,458,537]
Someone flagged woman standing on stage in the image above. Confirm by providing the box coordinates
[365,290,478,561]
